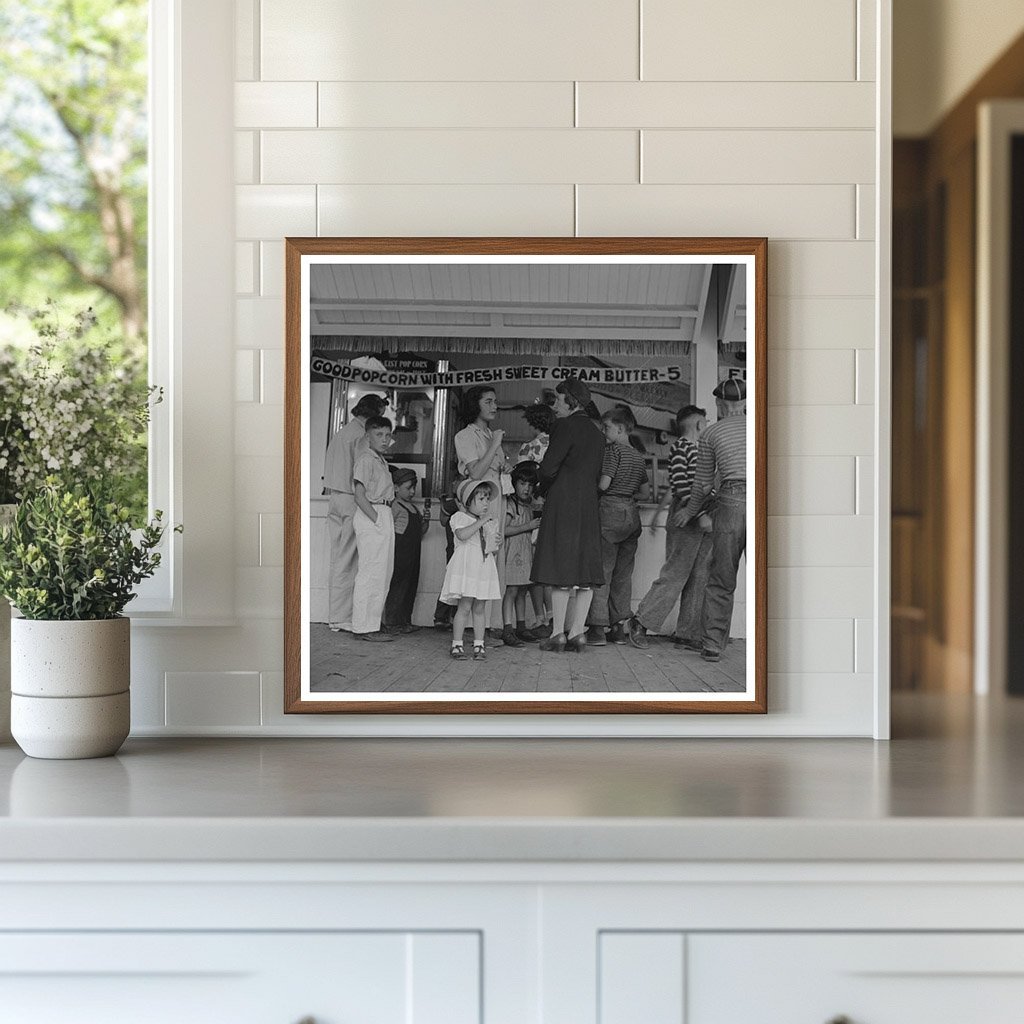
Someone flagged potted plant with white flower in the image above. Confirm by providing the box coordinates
[0,481,172,758]
[0,303,163,756]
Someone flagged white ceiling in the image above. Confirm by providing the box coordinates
[308,262,746,345]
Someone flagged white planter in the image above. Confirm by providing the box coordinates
[10,617,131,759]
[0,502,14,744]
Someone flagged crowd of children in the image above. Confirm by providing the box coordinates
[338,397,724,661]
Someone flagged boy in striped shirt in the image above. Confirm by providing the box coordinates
[628,405,713,649]
[680,377,747,661]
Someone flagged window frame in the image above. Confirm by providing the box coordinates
[128,0,236,625]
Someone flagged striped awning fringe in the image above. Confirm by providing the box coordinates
[311,335,691,358]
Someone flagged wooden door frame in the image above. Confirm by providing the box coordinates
[975,100,1024,696]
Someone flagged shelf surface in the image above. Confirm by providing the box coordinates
[1,692,1022,862]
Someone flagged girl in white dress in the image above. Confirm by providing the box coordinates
[440,478,502,661]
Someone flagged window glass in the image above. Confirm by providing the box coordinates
[0,0,149,519]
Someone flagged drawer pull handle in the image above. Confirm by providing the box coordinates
[826,1017,854,1024]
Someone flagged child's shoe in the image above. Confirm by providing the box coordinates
[515,627,539,643]
[473,643,487,661]
[501,626,525,648]
[450,642,466,660]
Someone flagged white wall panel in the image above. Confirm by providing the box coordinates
[235,404,284,458]
[235,242,255,294]
[261,130,638,184]
[855,618,874,674]
[235,567,284,619]
[235,456,284,512]
[770,297,875,349]
[320,82,574,128]
[259,241,285,297]
[165,0,889,737]
[318,184,575,236]
[579,82,874,129]
[769,515,873,566]
[859,0,878,81]
[768,458,856,515]
[579,184,856,238]
[235,0,257,80]
[770,568,874,619]
[235,298,285,350]
[765,672,874,730]
[856,456,875,515]
[236,185,316,237]
[643,130,874,185]
[235,351,259,403]
[769,350,856,405]
[260,350,285,404]
[236,82,317,127]
[642,0,858,81]
[136,622,284,679]
[856,349,876,403]
[261,0,639,82]
[857,183,876,238]
[234,131,256,184]
[769,406,874,456]
[165,672,262,727]
[129,667,166,729]
[768,241,874,297]
[768,619,856,673]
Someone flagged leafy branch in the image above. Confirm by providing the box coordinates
[0,478,179,619]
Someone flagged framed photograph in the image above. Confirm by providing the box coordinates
[284,238,767,714]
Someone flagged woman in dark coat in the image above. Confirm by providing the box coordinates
[531,376,606,652]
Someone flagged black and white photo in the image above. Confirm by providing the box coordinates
[284,239,766,714]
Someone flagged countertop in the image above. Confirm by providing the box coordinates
[2,693,1024,862]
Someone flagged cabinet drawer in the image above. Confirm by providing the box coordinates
[689,933,1024,1024]
[0,932,480,1024]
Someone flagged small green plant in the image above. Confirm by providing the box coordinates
[0,479,177,620]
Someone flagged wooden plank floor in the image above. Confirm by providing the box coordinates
[310,626,746,694]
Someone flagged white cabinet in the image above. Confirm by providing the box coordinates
[689,933,1024,1024]
[4,862,1024,1023]
[0,932,480,1024]
[597,933,1024,1024]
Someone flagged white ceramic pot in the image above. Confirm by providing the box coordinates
[0,502,15,744]
[10,617,130,759]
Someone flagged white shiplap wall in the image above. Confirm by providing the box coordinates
[133,0,887,737]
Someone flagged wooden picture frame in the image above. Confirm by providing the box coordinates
[284,237,767,715]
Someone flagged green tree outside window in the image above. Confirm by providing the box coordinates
[0,0,150,518]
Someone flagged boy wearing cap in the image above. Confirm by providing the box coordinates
[383,467,428,634]
[679,377,747,662]
[351,416,397,642]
